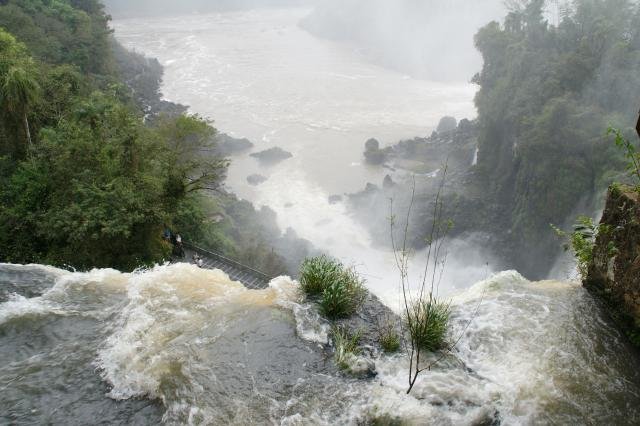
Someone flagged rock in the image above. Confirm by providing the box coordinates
[364,182,379,193]
[215,133,254,156]
[382,174,395,190]
[458,118,472,131]
[250,147,292,165]
[247,174,268,186]
[328,194,343,204]
[364,138,380,151]
[436,116,457,133]
[585,185,640,342]
[364,138,387,165]
[342,353,377,378]
[334,292,398,349]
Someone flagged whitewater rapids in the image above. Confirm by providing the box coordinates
[2,263,639,425]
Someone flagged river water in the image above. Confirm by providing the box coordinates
[2,7,640,426]
[2,264,640,424]
[111,8,487,304]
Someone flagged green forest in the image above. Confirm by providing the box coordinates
[0,0,298,274]
[470,0,640,276]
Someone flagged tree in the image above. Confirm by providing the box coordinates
[0,64,40,150]
[469,0,640,277]
[390,169,453,394]
[0,28,40,157]
[155,114,229,195]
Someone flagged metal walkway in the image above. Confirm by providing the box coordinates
[182,242,272,290]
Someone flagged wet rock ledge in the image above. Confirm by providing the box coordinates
[586,185,640,342]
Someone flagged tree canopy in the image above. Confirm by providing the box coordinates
[0,1,229,270]
[471,0,640,275]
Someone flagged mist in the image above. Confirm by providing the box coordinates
[103,0,314,18]
[105,0,507,81]
[301,0,507,81]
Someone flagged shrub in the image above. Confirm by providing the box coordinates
[331,325,361,370]
[299,255,343,296]
[320,267,366,320]
[299,255,367,320]
[406,298,450,352]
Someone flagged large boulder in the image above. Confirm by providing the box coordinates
[436,116,457,133]
[364,138,386,165]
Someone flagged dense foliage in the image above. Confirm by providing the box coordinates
[471,0,640,276]
[0,0,114,76]
[0,0,296,273]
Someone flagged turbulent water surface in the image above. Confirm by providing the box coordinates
[2,264,640,424]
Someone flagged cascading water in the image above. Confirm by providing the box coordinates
[2,263,640,425]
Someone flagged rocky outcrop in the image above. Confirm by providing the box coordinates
[247,174,268,186]
[361,118,478,172]
[363,138,386,165]
[215,133,254,156]
[585,185,640,339]
[250,147,293,165]
[436,116,457,133]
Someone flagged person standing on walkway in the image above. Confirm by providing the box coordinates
[175,233,184,258]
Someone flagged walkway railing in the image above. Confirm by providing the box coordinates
[182,241,273,290]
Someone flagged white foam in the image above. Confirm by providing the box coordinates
[0,293,66,324]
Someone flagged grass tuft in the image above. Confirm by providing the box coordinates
[406,297,450,352]
[377,316,401,353]
[299,255,343,295]
[320,267,366,320]
[299,256,367,320]
[331,325,362,370]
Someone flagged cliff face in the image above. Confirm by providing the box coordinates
[586,186,640,338]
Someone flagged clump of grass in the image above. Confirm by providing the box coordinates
[299,255,367,320]
[320,267,366,320]
[406,298,450,352]
[377,316,401,353]
[299,255,343,295]
[331,325,362,370]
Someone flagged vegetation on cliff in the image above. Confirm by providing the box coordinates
[359,0,640,278]
[470,0,640,276]
[585,185,640,345]
[0,0,302,274]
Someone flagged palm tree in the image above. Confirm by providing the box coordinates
[0,65,40,150]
